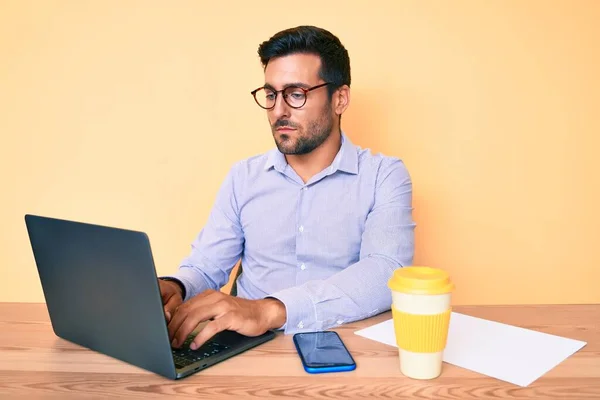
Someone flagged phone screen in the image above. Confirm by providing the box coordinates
[293,331,355,368]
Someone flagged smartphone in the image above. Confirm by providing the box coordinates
[293,331,356,374]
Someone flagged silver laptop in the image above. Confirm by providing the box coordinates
[25,214,275,379]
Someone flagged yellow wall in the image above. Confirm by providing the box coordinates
[1,1,599,305]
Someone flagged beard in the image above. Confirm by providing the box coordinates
[271,109,334,155]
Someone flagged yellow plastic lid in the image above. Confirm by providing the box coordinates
[388,266,455,295]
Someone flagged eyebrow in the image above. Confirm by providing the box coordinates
[263,82,312,91]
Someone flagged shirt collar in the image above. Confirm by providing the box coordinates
[334,131,359,174]
[264,144,288,173]
[264,131,359,175]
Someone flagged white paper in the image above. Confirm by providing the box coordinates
[354,312,587,387]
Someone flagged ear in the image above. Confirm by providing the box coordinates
[333,85,350,116]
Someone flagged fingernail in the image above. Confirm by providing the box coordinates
[165,312,171,320]
[171,339,177,347]
[190,343,197,350]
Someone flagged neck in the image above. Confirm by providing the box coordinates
[285,128,342,184]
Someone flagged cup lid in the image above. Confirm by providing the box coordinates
[388,266,454,295]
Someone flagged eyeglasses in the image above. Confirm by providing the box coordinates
[250,82,332,110]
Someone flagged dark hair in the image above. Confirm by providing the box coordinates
[257,26,351,97]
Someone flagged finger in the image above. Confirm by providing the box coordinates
[167,291,215,342]
[171,299,231,348]
[167,306,188,346]
[190,313,235,350]
[167,290,224,345]
[163,293,182,323]
[182,299,230,328]
[159,281,173,302]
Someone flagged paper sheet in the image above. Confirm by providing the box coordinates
[354,312,587,387]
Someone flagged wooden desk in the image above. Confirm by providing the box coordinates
[1,303,599,399]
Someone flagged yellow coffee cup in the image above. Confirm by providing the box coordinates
[388,266,455,379]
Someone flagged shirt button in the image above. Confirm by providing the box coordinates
[300,263,306,270]
[299,225,304,233]
[297,321,304,329]
[303,187,308,191]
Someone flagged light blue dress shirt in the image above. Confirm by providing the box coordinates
[169,132,416,334]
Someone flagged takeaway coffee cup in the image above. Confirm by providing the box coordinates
[388,266,454,379]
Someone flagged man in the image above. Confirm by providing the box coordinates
[160,25,415,351]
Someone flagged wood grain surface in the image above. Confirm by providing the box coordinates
[1,303,598,399]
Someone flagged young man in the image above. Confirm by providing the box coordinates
[161,26,415,351]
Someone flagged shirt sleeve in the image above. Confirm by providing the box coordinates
[165,164,244,301]
[269,159,416,334]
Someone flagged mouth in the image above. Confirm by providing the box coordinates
[276,127,296,132]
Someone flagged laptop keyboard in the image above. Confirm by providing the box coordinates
[172,335,231,369]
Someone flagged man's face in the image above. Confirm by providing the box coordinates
[263,54,335,155]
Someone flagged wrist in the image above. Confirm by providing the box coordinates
[167,281,183,298]
[260,298,286,330]
[159,277,185,299]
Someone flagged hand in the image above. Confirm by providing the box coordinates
[159,279,183,323]
[167,289,286,350]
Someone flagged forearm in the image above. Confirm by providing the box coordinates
[270,255,399,334]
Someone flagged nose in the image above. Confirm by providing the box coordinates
[270,92,291,120]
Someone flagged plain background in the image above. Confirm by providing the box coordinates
[1,0,598,304]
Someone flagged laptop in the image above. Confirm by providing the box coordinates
[24,214,275,379]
